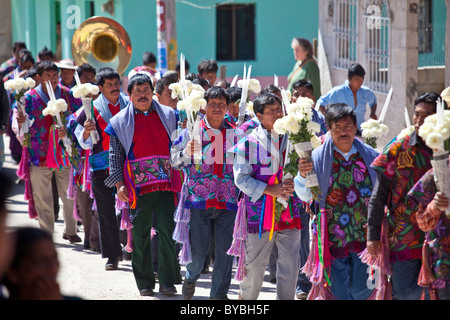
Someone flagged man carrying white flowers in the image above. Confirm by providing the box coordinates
[74,67,129,270]
[367,93,444,300]
[171,86,238,300]
[104,73,181,297]
[229,93,303,300]
[295,103,379,300]
[15,60,82,242]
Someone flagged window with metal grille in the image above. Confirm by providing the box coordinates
[363,0,391,93]
[333,0,359,69]
[216,4,256,61]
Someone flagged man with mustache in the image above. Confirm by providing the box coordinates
[295,103,379,300]
[15,61,82,242]
[104,73,181,297]
[367,93,441,300]
[74,67,129,270]
[229,93,303,300]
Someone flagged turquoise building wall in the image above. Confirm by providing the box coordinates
[10,0,447,80]
[418,0,447,67]
[11,0,318,83]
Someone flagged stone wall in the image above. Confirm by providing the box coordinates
[446,0,450,87]
[0,0,12,64]
[317,0,424,149]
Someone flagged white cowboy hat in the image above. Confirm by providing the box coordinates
[56,59,78,70]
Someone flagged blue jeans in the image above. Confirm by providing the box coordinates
[330,252,374,300]
[391,259,428,300]
[185,207,237,299]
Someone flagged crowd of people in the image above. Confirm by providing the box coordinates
[0,37,448,301]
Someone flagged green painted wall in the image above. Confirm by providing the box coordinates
[11,0,319,78]
[175,0,319,77]
[418,0,447,67]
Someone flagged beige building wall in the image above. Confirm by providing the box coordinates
[0,0,12,64]
[446,0,450,87]
[317,0,450,149]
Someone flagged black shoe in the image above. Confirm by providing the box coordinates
[105,257,119,270]
[159,284,177,296]
[63,234,82,243]
[122,247,131,261]
[182,279,196,300]
[84,239,90,250]
[139,288,154,296]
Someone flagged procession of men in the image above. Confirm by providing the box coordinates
[0,35,449,302]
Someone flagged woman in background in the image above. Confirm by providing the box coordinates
[287,38,321,101]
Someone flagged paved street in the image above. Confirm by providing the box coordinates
[2,136,277,301]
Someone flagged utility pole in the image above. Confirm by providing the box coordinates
[156,0,177,73]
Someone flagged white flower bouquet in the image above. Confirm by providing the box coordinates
[237,78,261,96]
[43,81,75,158]
[72,72,100,144]
[4,71,36,135]
[397,126,415,141]
[169,80,205,102]
[4,77,35,95]
[273,95,321,188]
[360,119,389,148]
[360,86,392,149]
[72,83,100,99]
[170,54,206,166]
[418,97,450,218]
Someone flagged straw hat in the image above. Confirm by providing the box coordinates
[56,59,78,70]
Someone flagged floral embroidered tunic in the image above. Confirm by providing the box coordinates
[326,150,372,258]
[408,168,450,288]
[171,119,239,211]
[23,85,82,167]
[370,131,433,262]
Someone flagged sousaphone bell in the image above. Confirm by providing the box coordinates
[71,16,132,75]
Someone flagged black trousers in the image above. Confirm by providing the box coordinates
[92,176,122,259]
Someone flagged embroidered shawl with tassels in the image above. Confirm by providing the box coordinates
[227,125,302,281]
[302,137,379,300]
[230,125,303,236]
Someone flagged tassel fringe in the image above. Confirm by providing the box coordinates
[227,197,247,281]
[172,179,192,265]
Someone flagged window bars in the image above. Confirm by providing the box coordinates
[363,0,391,93]
[333,0,359,70]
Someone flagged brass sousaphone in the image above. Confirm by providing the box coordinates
[71,16,132,75]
